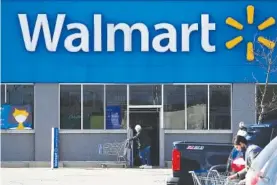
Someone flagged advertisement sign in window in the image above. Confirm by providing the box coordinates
[106,105,121,129]
[0,104,32,130]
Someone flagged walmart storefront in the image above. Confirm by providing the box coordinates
[1,0,277,166]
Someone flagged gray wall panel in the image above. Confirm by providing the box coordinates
[164,133,233,161]
[34,84,59,161]
[1,133,35,161]
[232,84,256,135]
[60,133,126,161]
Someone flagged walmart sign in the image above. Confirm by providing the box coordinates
[19,14,216,53]
[18,4,276,62]
[2,0,277,83]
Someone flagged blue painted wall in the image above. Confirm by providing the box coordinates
[2,0,277,83]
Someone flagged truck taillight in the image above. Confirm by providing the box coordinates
[172,149,181,171]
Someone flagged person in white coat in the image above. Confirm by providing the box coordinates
[237,122,247,137]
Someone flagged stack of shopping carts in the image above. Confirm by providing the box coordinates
[189,170,239,185]
[98,140,131,168]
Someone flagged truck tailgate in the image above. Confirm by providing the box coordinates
[172,141,233,185]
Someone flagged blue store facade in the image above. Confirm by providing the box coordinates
[1,0,277,166]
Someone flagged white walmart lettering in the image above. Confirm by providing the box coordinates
[18,14,216,52]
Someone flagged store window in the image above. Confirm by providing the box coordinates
[60,85,81,129]
[106,85,127,129]
[129,85,161,105]
[187,85,208,130]
[7,85,34,106]
[1,84,5,104]
[256,84,277,122]
[5,85,34,129]
[164,85,185,129]
[165,84,232,130]
[209,85,231,129]
[83,85,104,129]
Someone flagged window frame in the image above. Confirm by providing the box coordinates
[209,84,232,130]
[186,84,209,130]
[58,83,232,134]
[83,84,105,130]
[164,83,233,133]
[0,83,35,134]
[163,84,186,130]
[1,83,233,134]
[59,83,127,133]
[129,84,162,105]
[255,83,277,123]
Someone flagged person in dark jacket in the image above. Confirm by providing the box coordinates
[129,124,152,168]
[228,135,262,184]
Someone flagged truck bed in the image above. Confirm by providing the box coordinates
[168,141,233,185]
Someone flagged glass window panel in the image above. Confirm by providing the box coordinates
[60,85,81,129]
[6,85,34,129]
[187,85,208,130]
[7,85,34,105]
[257,85,277,122]
[129,85,161,105]
[164,85,185,129]
[1,84,5,104]
[106,85,127,129]
[83,85,104,129]
[209,85,231,130]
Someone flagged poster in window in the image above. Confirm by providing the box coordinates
[0,104,32,130]
[106,105,121,129]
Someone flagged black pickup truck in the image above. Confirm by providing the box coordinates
[166,121,277,185]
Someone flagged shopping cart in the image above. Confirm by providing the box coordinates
[98,140,131,168]
[189,170,239,185]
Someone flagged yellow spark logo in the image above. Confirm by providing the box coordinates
[225,5,276,61]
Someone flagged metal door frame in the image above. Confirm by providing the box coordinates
[126,104,164,167]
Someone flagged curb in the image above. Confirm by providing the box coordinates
[1,161,128,168]
[1,161,172,168]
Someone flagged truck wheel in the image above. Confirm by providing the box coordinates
[166,177,180,185]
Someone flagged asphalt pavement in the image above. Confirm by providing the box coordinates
[0,168,171,185]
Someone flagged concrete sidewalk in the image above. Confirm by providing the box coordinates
[1,168,171,185]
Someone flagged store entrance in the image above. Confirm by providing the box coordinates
[129,108,160,167]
